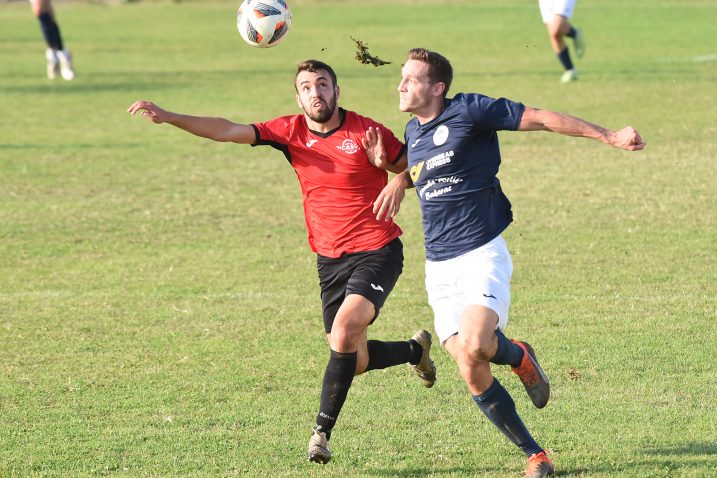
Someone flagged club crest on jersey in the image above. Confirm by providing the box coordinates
[410,161,424,183]
[433,125,449,146]
[337,138,360,154]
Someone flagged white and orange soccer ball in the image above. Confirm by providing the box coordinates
[237,0,292,48]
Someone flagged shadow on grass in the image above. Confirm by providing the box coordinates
[554,468,591,477]
[366,465,502,477]
[644,442,717,456]
[632,441,717,472]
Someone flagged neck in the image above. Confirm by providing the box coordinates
[414,99,445,125]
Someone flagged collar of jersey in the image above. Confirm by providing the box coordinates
[308,108,347,138]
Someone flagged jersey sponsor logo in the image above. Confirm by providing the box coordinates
[433,125,449,146]
[336,138,360,154]
[418,176,463,200]
[370,283,384,292]
[410,161,424,183]
[411,137,421,148]
[425,185,452,200]
[425,150,454,171]
[306,139,318,148]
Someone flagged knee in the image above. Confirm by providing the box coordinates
[33,1,49,17]
[458,334,493,364]
[330,317,368,352]
[548,25,562,41]
[329,325,355,351]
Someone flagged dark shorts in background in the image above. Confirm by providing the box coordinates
[317,238,404,333]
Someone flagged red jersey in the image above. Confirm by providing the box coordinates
[252,109,405,258]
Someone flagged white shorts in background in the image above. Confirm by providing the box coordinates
[425,235,513,344]
[539,0,576,23]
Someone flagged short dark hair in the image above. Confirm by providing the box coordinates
[407,48,453,97]
[295,60,337,91]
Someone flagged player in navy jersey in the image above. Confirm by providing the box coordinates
[128,59,437,465]
[369,48,644,478]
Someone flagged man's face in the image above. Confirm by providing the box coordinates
[397,59,436,114]
[295,69,338,123]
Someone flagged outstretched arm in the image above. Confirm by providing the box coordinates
[127,100,257,144]
[518,107,645,151]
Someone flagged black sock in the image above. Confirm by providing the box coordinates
[566,26,577,38]
[408,338,423,365]
[365,340,416,371]
[557,47,574,71]
[490,330,524,367]
[473,378,543,457]
[315,349,357,440]
[38,12,64,51]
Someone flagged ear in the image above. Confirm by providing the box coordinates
[295,93,302,109]
[432,82,446,98]
[335,85,340,100]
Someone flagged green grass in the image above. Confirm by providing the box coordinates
[1,1,716,477]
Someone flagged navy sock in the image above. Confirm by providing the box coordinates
[365,340,416,371]
[557,47,574,71]
[491,330,524,367]
[315,349,357,439]
[473,378,543,457]
[566,26,577,38]
[38,12,64,51]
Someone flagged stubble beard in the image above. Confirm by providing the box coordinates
[303,95,336,123]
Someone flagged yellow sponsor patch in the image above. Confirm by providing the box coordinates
[410,161,424,183]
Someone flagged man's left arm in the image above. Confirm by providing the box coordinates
[518,107,646,151]
[362,126,408,173]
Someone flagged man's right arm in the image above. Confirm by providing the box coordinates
[127,100,257,144]
[517,107,645,151]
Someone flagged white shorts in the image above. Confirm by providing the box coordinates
[29,0,51,10]
[539,0,576,23]
[425,235,513,344]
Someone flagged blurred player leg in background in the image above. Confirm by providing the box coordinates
[539,0,584,83]
[31,0,74,80]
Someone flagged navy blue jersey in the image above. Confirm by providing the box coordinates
[405,93,525,261]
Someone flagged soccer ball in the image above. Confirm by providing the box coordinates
[237,0,292,49]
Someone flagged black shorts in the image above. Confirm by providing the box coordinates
[317,238,404,333]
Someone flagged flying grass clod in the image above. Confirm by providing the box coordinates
[352,37,392,67]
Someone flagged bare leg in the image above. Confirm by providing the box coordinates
[546,14,572,54]
[443,305,545,461]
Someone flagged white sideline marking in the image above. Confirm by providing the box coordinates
[693,54,717,62]
[658,53,717,63]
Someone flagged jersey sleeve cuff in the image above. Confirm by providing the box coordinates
[391,143,407,165]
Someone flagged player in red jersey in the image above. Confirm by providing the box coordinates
[128,60,437,465]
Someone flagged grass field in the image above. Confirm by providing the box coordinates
[1,0,716,476]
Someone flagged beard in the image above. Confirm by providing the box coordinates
[302,95,336,123]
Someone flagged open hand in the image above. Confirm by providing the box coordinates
[373,173,409,221]
[127,100,171,124]
[361,126,388,169]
